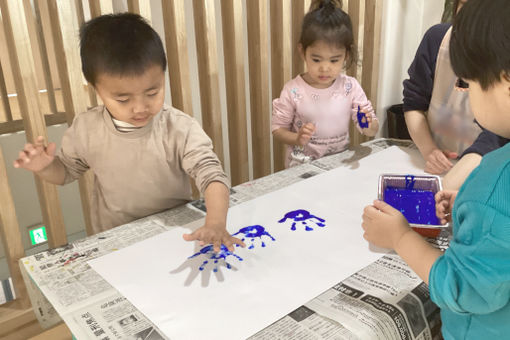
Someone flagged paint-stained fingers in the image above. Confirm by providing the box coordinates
[231,236,245,248]
[212,239,221,253]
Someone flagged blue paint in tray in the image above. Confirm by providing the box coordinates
[384,186,439,225]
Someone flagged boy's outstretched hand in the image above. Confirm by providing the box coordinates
[183,222,245,253]
[361,200,412,249]
[435,190,458,225]
[13,136,56,172]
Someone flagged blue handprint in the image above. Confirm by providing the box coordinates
[278,209,326,231]
[188,245,243,272]
[232,225,275,249]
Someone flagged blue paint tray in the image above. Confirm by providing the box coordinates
[378,174,449,237]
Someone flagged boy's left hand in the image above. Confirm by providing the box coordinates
[361,200,412,249]
[183,223,245,252]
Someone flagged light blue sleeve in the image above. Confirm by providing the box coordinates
[429,201,510,314]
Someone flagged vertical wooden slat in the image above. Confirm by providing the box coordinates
[247,0,271,178]
[361,0,382,104]
[127,0,152,21]
[291,0,307,78]
[220,1,248,185]
[0,147,29,307]
[29,0,58,114]
[192,0,224,163]
[0,60,13,122]
[350,0,382,147]
[347,0,360,78]
[46,0,95,236]
[161,0,193,116]
[0,0,67,247]
[89,0,113,18]
[270,0,292,172]
[73,0,98,108]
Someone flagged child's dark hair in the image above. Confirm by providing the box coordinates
[450,0,510,90]
[299,0,356,68]
[80,13,167,85]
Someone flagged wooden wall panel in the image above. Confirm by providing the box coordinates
[220,0,249,185]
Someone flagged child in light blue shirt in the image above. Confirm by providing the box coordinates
[361,0,510,338]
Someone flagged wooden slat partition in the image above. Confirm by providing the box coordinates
[46,0,95,236]
[0,146,28,307]
[127,0,151,21]
[74,0,98,108]
[0,0,67,247]
[0,60,13,122]
[361,0,382,105]
[247,0,271,179]
[347,0,361,78]
[30,0,58,115]
[220,1,249,185]
[161,0,193,116]
[192,0,224,164]
[89,0,113,18]
[291,0,308,78]
[270,0,292,172]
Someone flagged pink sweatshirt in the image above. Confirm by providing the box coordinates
[272,74,376,167]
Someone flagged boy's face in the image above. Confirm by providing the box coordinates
[466,74,510,139]
[94,64,165,126]
[301,40,347,89]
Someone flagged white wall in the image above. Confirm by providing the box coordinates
[376,0,443,136]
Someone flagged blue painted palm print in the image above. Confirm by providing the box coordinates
[188,245,243,272]
[278,209,326,231]
[232,225,275,249]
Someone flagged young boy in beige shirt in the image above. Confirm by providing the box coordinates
[14,13,244,252]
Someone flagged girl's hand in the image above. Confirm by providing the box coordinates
[183,223,245,252]
[362,200,411,249]
[13,136,57,173]
[435,190,458,224]
[296,123,315,146]
[424,149,458,174]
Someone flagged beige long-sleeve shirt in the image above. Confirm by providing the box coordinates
[57,104,229,234]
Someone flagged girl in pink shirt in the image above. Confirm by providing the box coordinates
[272,0,379,167]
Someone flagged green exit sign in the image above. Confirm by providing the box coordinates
[29,225,48,245]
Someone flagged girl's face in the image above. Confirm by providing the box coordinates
[466,74,510,138]
[301,40,347,89]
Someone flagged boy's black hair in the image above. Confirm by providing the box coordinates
[80,13,167,85]
[450,0,510,90]
[299,0,357,68]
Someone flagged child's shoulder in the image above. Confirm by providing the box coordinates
[460,143,510,205]
[156,104,200,133]
[71,105,106,127]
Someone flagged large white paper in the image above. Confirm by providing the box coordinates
[89,146,426,340]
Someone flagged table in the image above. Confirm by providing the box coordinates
[20,138,448,340]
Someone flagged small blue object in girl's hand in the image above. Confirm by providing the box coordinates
[357,105,369,129]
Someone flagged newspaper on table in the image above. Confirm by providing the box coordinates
[19,138,446,340]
